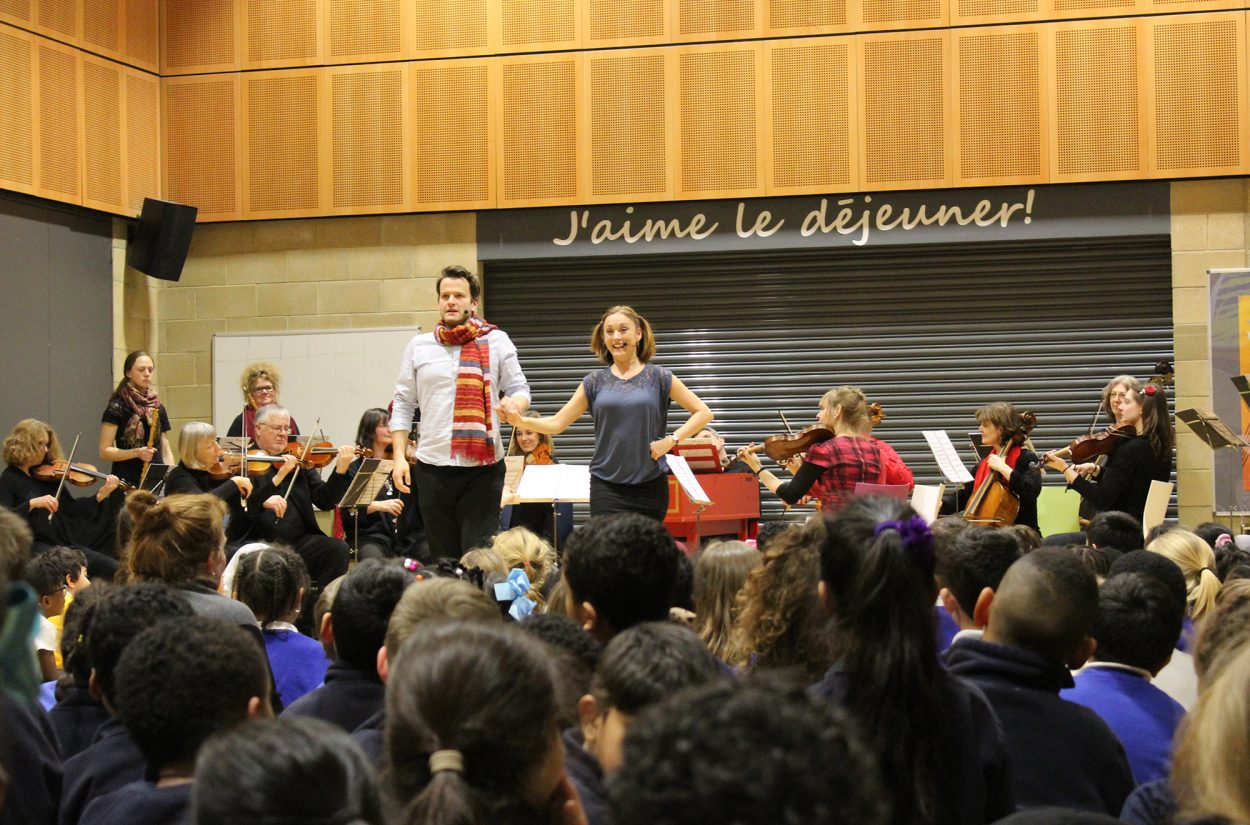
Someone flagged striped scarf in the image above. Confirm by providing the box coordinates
[435,316,498,464]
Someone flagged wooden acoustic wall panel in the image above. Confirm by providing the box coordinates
[676,0,760,41]
[36,41,79,201]
[1050,0,1140,20]
[327,0,408,63]
[676,45,761,199]
[499,56,579,206]
[585,50,670,202]
[1051,21,1145,181]
[83,0,121,59]
[859,32,949,190]
[0,25,34,193]
[163,0,238,74]
[82,55,124,212]
[243,71,322,217]
[412,59,494,209]
[500,0,578,52]
[34,0,78,42]
[125,69,159,211]
[329,66,408,212]
[163,75,240,219]
[0,0,32,28]
[1150,0,1246,10]
[245,0,321,69]
[954,26,1046,185]
[860,0,945,32]
[767,39,856,193]
[123,0,158,70]
[1149,13,1246,175]
[413,0,490,57]
[765,0,849,36]
[951,0,1039,26]
[584,0,667,48]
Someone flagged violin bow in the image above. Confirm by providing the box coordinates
[48,433,81,523]
[283,418,321,502]
[779,411,795,437]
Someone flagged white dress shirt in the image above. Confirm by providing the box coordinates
[390,328,530,466]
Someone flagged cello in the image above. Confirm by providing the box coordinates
[963,411,1038,527]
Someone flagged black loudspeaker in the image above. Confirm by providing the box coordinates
[126,198,198,282]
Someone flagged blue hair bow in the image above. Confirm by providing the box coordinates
[494,569,536,621]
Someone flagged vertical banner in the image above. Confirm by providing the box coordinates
[1209,271,1250,512]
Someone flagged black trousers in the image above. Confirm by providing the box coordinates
[589,474,670,522]
[293,533,350,589]
[414,460,506,561]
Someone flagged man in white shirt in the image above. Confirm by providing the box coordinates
[390,266,529,560]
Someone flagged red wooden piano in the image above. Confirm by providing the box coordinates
[663,453,761,548]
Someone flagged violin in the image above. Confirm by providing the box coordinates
[380,440,418,466]
[1063,423,1136,464]
[280,441,371,469]
[762,425,834,462]
[32,459,134,492]
[964,411,1037,527]
[525,442,554,465]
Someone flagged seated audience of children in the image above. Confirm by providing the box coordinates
[691,540,760,663]
[46,583,110,758]
[934,525,1022,652]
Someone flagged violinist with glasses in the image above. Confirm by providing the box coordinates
[0,419,122,579]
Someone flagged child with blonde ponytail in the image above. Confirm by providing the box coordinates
[1147,528,1222,620]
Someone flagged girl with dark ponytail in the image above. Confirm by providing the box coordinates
[385,620,581,825]
[813,496,1014,825]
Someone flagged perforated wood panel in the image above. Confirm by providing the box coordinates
[766,0,848,34]
[0,0,32,27]
[36,42,79,200]
[1150,13,1245,175]
[500,57,579,205]
[586,50,669,200]
[245,0,320,68]
[1150,0,1244,10]
[860,33,948,188]
[244,72,321,215]
[35,0,77,41]
[413,0,489,55]
[328,0,404,61]
[82,56,123,211]
[1052,22,1144,180]
[162,0,237,74]
[412,59,493,208]
[1052,0,1138,15]
[768,40,855,193]
[677,46,759,197]
[123,0,158,69]
[83,0,120,56]
[330,67,407,211]
[861,0,944,29]
[952,0,1038,25]
[585,0,666,46]
[163,75,240,219]
[0,25,34,191]
[501,0,577,50]
[677,0,758,39]
[125,69,159,211]
[955,27,1045,183]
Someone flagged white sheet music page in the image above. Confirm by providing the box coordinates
[667,455,712,504]
[922,430,975,484]
[514,464,592,502]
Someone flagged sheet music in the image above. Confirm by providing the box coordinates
[922,430,975,484]
[667,455,712,504]
[910,483,946,524]
[514,464,591,502]
[503,456,526,493]
[338,458,394,508]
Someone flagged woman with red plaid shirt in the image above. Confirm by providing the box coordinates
[736,386,888,513]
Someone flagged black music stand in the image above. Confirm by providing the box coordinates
[338,458,393,562]
[1177,407,1249,533]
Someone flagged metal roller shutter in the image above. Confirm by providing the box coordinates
[485,236,1173,523]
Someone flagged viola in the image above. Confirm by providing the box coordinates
[964,411,1037,527]
[1065,423,1136,464]
[32,460,134,492]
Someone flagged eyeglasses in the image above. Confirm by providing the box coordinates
[42,586,68,599]
[250,385,276,395]
[258,423,292,434]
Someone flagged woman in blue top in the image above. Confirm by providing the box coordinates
[503,305,713,521]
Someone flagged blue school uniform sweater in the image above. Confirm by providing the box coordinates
[1061,664,1185,786]
[262,627,328,707]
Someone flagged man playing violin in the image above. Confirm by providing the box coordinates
[0,419,122,579]
[234,404,355,600]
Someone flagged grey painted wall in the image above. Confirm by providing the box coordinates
[0,191,114,460]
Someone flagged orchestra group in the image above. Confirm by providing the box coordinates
[17,263,1250,825]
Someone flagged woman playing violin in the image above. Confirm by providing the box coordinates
[736,386,885,513]
[502,306,713,521]
[0,419,122,578]
[98,351,174,488]
[944,403,1042,530]
[165,422,254,538]
[340,408,423,561]
[226,361,301,441]
[501,412,573,544]
[1043,382,1172,523]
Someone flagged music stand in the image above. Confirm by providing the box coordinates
[1177,408,1249,533]
[338,458,394,561]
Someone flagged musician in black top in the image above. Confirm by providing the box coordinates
[340,408,426,561]
[98,351,173,488]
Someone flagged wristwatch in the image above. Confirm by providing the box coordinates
[670,433,681,444]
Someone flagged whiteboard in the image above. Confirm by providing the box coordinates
[212,327,419,447]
